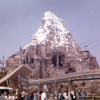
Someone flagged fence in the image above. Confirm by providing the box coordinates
[78,96,100,100]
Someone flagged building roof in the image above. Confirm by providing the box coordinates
[0,65,31,85]
[0,86,13,90]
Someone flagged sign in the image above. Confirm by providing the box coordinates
[18,75,29,83]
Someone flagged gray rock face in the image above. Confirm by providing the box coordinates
[5,11,99,79]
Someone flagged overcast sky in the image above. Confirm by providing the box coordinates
[0,0,100,66]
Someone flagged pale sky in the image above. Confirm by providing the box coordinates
[0,0,100,65]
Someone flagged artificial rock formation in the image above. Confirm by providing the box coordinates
[6,11,99,79]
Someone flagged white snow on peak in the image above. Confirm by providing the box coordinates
[43,11,58,21]
[24,11,76,49]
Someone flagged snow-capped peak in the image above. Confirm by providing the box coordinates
[43,11,58,21]
[24,11,76,49]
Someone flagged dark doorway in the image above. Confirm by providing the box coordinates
[52,55,57,67]
[59,55,64,67]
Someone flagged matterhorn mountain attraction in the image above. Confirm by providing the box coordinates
[6,11,99,80]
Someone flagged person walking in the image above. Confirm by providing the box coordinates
[50,93,54,100]
[33,92,37,100]
[17,91,22,100]
[71,90,76,100]
[24,90,29,100]
[41,89,47,100]
[58,90,64,100]
[38,90,43,100]
[30,92,33,100]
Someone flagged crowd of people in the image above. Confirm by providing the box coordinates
[0,89,29,100]
[0,88,87,100]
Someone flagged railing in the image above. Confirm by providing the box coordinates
[78,96,100,100]
[29,69,100,84]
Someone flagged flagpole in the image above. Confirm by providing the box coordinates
[28,53,29,68]
[19,47,20,67]
[25,52,26,67]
